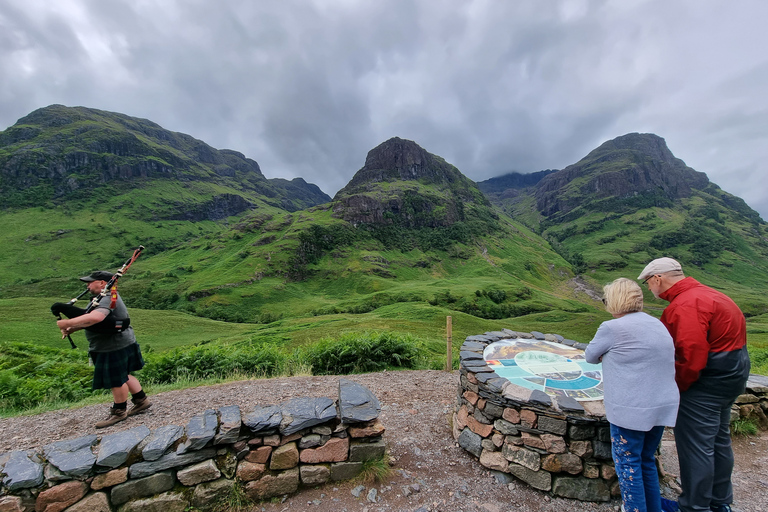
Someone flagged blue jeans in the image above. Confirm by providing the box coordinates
[611,423,666,512]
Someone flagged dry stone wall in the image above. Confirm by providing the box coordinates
[454,329,617,502]
[0,379,384,512]
[455,329,768,503]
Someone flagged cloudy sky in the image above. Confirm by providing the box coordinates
[1,0,767,219]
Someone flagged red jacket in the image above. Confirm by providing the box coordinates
[660,277,747,392]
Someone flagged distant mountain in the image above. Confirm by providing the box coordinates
[0,104,330,216]
[534,133,711,220]
[333,137,496,230]
[477,133,768,309]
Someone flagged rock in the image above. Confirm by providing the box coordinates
[245,446,272,464]
[244,467,299,499]
[508,462,552,491]
[537,416,567,435]
[142,425,184,461]
[552,475,610,501]
[367,488,378,503]
[479,450,509,472]
[97,426,150,468]
[115,491,188,512]
[330,461,363,481]
[177,409,218,454]
[339,379,381,423]
[110,471,175,506]
[502,445,540,471]
[177,459,221,486]
[300,437,349,463]
[2,451,44,491]
[458,428,483,458]
[300,464,330,486]
[236,461,267,482]
[349,440,385,462]
[299,434,322,449]
[43,436,98,478]
[348,420,386,438]
[351,484,366,497]
[191,478,236,510]
[63,492,110,512]
[270,442,299,470]
[129,448,216,479]
[280,397,336,435]
[255,446,277,463]
[35,480,88,512]
[214,405,242,445]
[91,467,129,490]
[243,405,282,434]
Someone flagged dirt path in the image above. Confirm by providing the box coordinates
[1,370,765,511]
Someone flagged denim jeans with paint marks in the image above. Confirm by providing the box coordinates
[610,423,666,512]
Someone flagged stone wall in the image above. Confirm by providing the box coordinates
[454,330,618,502]
[455,329,768,503]
[735,374,768,430]
[0,379,385,512]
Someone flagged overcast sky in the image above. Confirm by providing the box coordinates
[1,0,766,219]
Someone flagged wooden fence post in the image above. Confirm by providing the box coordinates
[446,316,453,371]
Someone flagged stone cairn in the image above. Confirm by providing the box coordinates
[455,330,768,502]
[0,379,385,512]
[454,329,618,502]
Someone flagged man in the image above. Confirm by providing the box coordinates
[638,257,750,512]
[56,271,151,428]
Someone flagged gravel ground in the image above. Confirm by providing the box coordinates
[1,370,765,511]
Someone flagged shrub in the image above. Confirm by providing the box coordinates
[139,343,285,384]
[301,332,423,375]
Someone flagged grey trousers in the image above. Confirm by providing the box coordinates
[675,387,738,511]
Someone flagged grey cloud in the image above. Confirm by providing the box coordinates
[0,0,766,219]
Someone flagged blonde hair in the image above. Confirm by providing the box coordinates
[602,277,643,316]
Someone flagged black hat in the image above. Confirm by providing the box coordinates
[80,271,114,282]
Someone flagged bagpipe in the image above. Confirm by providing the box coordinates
[52,245,144,348]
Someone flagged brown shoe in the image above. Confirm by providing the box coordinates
[127,396,152,417]
[95,407,128,428]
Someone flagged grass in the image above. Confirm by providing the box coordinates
[731,417,759,437]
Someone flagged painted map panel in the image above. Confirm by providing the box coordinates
[483,338,604,401]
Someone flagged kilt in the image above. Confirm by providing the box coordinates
[90,343,145,390]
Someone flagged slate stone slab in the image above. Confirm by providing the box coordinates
[214,405,242,445]
[460,341,486,351]
[244,405,282,434]
[560,339,577,347]
[747,373,768,392]
[143,425,184,461]
[2,451,43,491]
[129,448,217,479]
[464,335,492,343]
[339,379,381,423]
[459,350,483,360]
[555,395,585,413]
[457,428,482,458]
[111,470,175,506]
[529,331,546,340]
[529,389,552,407]
[177,409,218,454]
[475,371,500,383]
[280,397,337,435]
[43,435,98,477]
[97,426,150,468]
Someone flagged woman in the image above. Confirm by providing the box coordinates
[585,278,679,512]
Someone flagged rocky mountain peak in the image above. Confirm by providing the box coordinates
[534,132,710,218]
[334,137,466,199]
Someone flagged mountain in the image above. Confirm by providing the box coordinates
[333,137,495,230]
[0,104,330,216]
[480,133,768,317]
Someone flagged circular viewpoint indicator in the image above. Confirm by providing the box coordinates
[483,339,604,401]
